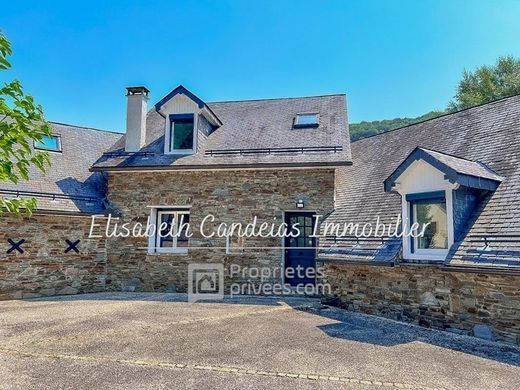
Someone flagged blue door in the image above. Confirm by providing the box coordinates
[284,212,316,286]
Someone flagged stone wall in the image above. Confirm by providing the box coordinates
[104,169,335,293]
[321,262,520,344]
[0,213,107,299]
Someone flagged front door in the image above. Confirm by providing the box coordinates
[284,212,316,286]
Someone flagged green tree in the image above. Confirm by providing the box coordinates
[448,55,520,111]
[0,31,51,216]
[349,111,444,141]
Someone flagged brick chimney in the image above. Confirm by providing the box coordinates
[125,86,149,152]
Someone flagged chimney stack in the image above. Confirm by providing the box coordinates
[125,86,149,152]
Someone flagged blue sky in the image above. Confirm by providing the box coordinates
[1,0,519,132]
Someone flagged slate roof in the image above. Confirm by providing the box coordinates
[419,148,503,182]
[0,122,121,214]
[320,94,520,269]
[91,93,351,170]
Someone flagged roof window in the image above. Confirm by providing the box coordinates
[294,113,319,128]
[34,134,62,152]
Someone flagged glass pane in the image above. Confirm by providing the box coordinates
[290,217,300,236]
[415,201,448,249]
[172,119,194,150]
[297,216,305,228]
[159,213,174,248]
[304,226,313,237]
[296,114,318,125]
[177,213,190,248]
[35,135,61,151]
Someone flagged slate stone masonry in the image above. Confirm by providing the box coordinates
[0,214,107,300]
[104,169,336,293]
[321,262,520,345]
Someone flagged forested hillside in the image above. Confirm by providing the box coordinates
[349,111,444,141]
[349,55,520,142]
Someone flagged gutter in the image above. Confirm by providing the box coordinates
[90,161,352,173]
[318,257,520,276]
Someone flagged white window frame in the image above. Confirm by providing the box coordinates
[148,208,190,254]
[410,197,450,258]
[401,188,455,261]
[164,114,198,155]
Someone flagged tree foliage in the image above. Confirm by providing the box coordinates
[0,31,52,216]
[349,111,444,141]
[351,55,520,142]
[448,55,520,111]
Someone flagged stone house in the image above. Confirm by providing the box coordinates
[1,85,519,344]
[1,86,349,294]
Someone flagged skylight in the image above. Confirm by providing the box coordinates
[294,113,319,128]
[34,134,62,152]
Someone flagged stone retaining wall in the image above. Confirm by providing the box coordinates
[321,262,520,345]
[0,214,107,299]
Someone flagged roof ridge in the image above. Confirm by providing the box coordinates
[49,121,123,135]
[207,93,346,104]
[352,92,520,143]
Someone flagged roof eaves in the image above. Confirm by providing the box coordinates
[384,147,502,192]
[90,160,352,172]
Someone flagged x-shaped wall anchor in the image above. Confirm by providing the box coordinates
[64,239,81,254]
[7,239,25,254]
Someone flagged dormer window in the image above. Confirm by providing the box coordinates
[294,113,319,128]
[34,134,62,152]
[408,192,449,256]
[384,147,503,262]
[169,114,195,154]
[155,86,223,155]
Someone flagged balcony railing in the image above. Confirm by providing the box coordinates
[0,189,98,203]
[103,151,156,158]
[205,145,343,157]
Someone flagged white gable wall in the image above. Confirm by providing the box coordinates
[160,94,200,155]
[392,160,458,261]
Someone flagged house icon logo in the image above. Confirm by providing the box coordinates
[197,274,216,292]
[188,263,224,303]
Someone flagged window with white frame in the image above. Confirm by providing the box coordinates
[405,191,451,260]
[410,197,448,251]
[168,114,195,153]
[150,208,190,253]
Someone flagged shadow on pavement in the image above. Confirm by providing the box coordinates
[297,304,520,367]
[17,292,520,367]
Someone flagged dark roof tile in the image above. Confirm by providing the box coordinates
[324,94,520,268]
[92,94,351,170]
[0,123,121,214]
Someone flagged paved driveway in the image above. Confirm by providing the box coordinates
[0,293,518,389]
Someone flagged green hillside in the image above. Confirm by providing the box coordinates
[349,111,444,141]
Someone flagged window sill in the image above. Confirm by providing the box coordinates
[399,258,445,266]
[404,249,448,262]
[147,249,189,256]
[165,150,195,155]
